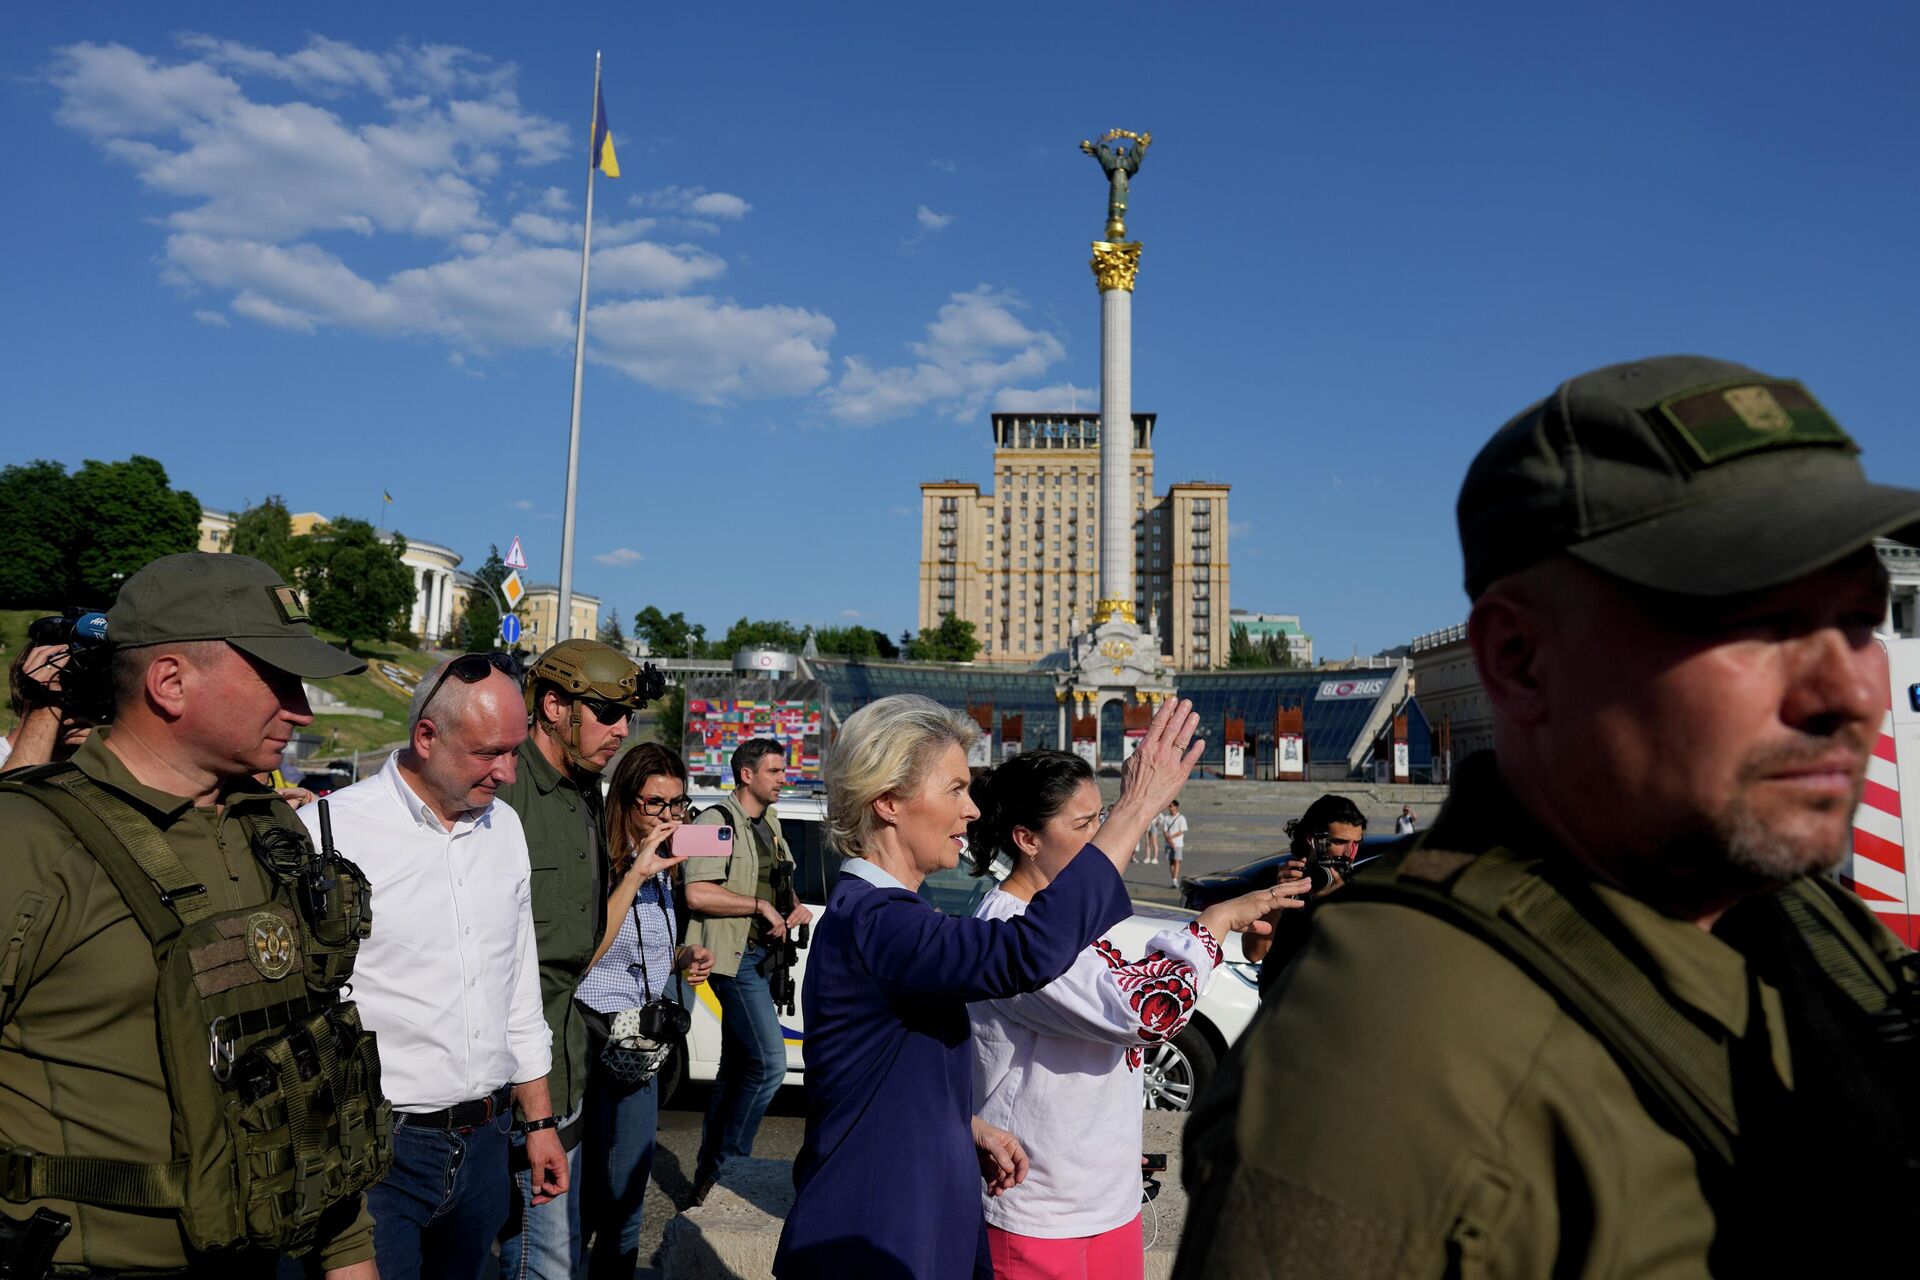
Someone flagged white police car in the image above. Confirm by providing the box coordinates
[673,788,1263,1111]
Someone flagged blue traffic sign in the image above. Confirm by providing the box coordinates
[500,613,523,646]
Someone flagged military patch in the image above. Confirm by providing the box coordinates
[269,586,311,625]
[1654,378,1853,467]
[246,910,298,980]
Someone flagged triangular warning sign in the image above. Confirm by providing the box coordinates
[505,536,528,570]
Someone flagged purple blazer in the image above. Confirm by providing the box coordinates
[772,849,1132,1279]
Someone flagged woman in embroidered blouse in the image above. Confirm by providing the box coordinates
[578,744,714,1280]
[968,750,1308,1280]
[774,694,1269,1280]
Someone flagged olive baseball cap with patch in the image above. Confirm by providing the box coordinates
[108,553,367,679]
[1458,355,1920,599]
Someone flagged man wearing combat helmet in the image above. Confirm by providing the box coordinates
[0,553,383,1278]
[1178,356,1920,1276]
[495,637,650,1278]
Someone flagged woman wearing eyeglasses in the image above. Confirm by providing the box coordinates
[575,743,714,1279]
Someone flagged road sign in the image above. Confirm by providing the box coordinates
[501,570,526,610]
[500,613,523,646]
[505,536,528,570]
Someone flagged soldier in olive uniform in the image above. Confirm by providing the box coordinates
[1179,357,1920,1277]
[0,554,385,1278]
[494,639,645,1279]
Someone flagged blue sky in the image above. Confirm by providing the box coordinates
[4,3,1916,658]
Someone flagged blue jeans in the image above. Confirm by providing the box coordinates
[367,1111,513,1280]
[695,943,787,1185]
[497,1124,584,1280]
[581,1053,661,1279]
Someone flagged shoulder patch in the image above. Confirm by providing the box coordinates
[1654,378,1853,466]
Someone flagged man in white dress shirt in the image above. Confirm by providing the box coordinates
[301,655,567,1280]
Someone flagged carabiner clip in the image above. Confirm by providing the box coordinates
[208,1015,237,1084]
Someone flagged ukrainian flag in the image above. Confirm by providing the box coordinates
[592,83,620,179]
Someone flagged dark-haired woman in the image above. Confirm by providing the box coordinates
[966,750,1306,1280]
[1246,793,1369,995]
[576,744,714,1279]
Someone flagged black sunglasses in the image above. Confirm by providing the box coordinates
[579,697,633,726]
[419,652,520,720]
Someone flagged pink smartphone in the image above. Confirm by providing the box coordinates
[674,825,734,858]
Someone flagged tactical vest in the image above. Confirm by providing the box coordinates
[0,766,392,1257]
[1336,840,1909,1177]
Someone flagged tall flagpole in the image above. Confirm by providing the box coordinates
[557,51,601,644]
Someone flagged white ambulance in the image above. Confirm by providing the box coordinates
[1845,636,1920,944]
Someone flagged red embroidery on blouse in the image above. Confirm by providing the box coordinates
[1186,920,1223,967]
[1107,950,1201,1044]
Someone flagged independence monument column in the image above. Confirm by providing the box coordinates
[1058,129,1173,759]
[1083,129,1150,626]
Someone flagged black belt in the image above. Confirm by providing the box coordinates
[396,1084,513,1131]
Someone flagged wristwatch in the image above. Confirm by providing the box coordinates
[520,1115,559,1134]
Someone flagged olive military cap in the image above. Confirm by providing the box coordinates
[109,553,367,679]
[1458,355,1920,599]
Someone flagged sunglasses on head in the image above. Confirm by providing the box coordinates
[419,652,520,719]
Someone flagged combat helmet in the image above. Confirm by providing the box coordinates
[524,638,643,773]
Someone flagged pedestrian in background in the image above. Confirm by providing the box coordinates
[1161,799,1188,883]
[1395,805,1417,834]
[306,654,564,1280]
[577,743,715,1279]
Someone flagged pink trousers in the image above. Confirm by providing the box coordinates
[986,1214,1144,1280]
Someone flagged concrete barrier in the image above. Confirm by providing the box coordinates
[658,1112,1191,1279]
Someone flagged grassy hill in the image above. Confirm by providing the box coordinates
[1,608,425,758]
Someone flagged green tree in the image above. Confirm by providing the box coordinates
[1229,623,1298,669]
[461,545,509,652]
[633,606,708,658]
[296,517,416,653]
[66,455,201,605]
[227,495,298,579]
[906,614,980,663]
[597,608,627,649]
[719,617,805,654]
[812,625,878,659]
[0,460,78,607]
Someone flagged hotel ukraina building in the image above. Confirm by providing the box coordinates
[919,411,1229,669]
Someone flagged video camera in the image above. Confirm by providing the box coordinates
[20,609,113,725]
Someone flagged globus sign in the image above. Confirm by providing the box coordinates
[1317,678,1387,701]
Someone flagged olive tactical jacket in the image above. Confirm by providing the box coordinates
[1176,753,1912,1279]
[494,736,606,1122]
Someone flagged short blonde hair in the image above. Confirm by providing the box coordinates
[825,695,978,860]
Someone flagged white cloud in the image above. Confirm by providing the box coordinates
[636,185,751,219]
[1228,520,1253,538]
[49,36,829,404]
[590,296,834,402]
[193,308,230,327]
[593,547,644,567]
[994,382,1094,412]
[511,498,534,510]
[839,609,862,618]
[915,205,954,231]
[823,286,1064,426]
[928,158,957,174]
